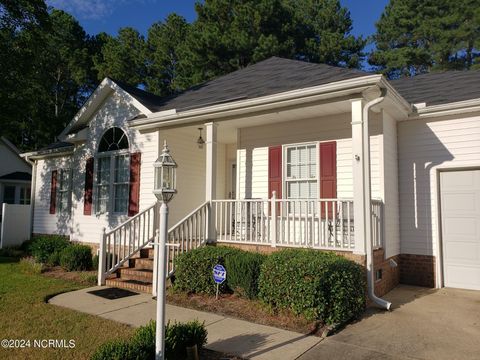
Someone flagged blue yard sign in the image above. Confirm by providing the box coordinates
[213,264,226,284]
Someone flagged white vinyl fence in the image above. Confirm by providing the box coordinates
[0,203,31,248]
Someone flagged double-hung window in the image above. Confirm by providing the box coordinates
[95,127,130,214]
[57,169,71,213]
[285,144,317,213]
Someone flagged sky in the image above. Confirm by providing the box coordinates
[46,0,389,39]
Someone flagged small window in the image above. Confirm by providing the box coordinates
[19,186,31,205]
[57,169,71,213]
[3,186,15,204]
[285,144,317,213]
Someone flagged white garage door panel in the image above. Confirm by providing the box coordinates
[440,170,480,290]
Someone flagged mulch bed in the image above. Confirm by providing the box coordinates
[167,291,325,336]
[41,266,97,285]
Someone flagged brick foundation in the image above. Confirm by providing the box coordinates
[399,254,436,288]
[373,249,400,297]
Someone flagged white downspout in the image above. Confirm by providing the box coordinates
[363,88,392,310]
[24,155,36,239]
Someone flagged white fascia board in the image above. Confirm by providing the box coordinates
[130,75,385,131]
[59,78,152,140]
[407,98,480,120]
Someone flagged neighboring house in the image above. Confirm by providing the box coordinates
[23,57,480,298]
[0,137,32,247]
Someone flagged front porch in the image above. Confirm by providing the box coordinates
[98,94,395,293]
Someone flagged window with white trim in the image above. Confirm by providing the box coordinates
[57,169,71,213]
[285,144,317,199]
[95,127,130,214]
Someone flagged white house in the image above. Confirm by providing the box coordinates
[23,57,480,300]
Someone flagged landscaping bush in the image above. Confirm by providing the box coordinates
[27,236,70,263]
[18,257,44,274]
[258,249,366,324]
[225,251,267,299]
[59,244,93,271]
[90,339,132,360]
[47,251,61,266]
[174,246,241,295]
[90,320,207,360]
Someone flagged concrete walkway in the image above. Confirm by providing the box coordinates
[49,287,321,360]
[49,285,480,359]
[299,285,480,360]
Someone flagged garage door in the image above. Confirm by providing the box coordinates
[440,170,480,290]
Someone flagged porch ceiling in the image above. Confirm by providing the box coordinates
[217,99,352,143]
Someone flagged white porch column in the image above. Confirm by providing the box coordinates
[351,99,366,254]
[205,122,218,242]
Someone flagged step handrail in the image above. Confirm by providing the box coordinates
[98,202,159,285]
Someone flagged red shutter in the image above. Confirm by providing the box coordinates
[320,141,337,218]
[268,146,282,199]
[84,157,94,215]
[49,170,57,214]
[128,152,141,217]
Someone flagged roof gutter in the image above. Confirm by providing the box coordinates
[21,147,74,160]
[408,98,480,119]
[130,75,384,131]
[363,88,392,311]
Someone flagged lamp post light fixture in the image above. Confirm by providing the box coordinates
[153,140,177,360]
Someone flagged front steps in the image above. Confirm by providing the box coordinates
[106,248,154,293]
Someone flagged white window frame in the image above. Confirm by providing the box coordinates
[283,142,319,200]
[94,149,130,215]
[57,169,72,214]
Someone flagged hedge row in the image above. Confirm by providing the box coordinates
[23,236,94,271]
[91,320,207,360]
[173,246,366,324]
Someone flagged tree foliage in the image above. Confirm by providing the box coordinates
[370,0,480,78]
[1,0,364,150]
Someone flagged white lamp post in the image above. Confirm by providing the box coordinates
[153,140,177,360]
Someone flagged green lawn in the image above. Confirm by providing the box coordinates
[0,257,134,360]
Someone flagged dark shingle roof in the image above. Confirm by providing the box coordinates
[116,57,369,113]
[113,79,166,112]
[41,141,74,151]
[391,70,480,106]
[0,172,31,181]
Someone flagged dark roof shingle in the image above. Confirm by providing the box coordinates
[0,171,31,181]
[117,57,369,113]
[391,70,480,106]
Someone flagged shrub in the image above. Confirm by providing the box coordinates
[165,320,208,359]
[18,257,44,274]
[47,251,61,266]
[258,249,366,324]
[59,244,93,271]
[92,254,99,271]
[174,246,240,295]
[90,339,132,360]
[27,236,70,263]
[90,320,207,360]
[225,251,267,299]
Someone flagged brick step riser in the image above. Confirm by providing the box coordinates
[117,274,153,283]
[129,258,154,270]
[105,279,152,293]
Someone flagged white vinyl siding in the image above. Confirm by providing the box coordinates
[237,113,383,200]
[398,114,480,259]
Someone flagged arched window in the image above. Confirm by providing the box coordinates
[95,128,130,214]
[98,127,129,152]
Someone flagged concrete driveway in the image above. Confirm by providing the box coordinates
[299,285,480,360]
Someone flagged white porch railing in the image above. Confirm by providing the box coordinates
[98,202,159,285]
[165,201,209,277]
[213,195,383,251]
